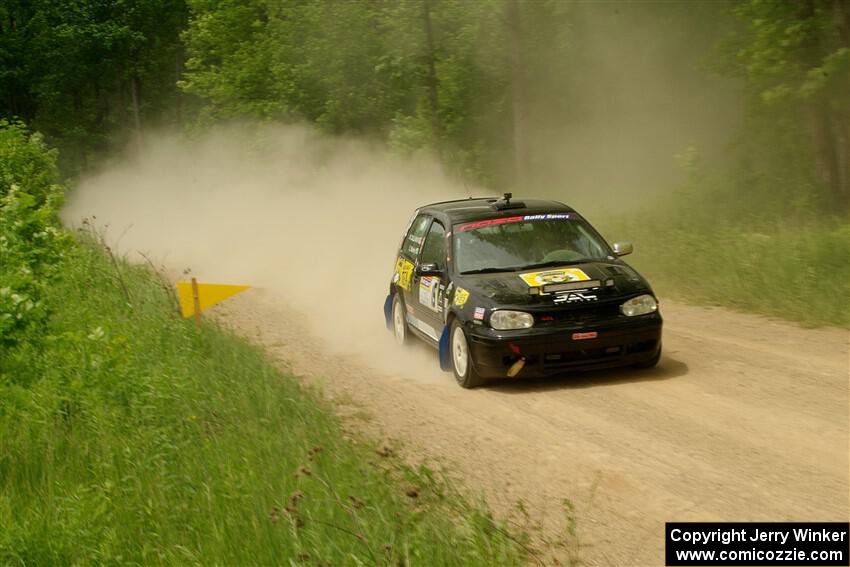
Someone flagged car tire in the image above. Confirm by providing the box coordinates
[392,293,412,346]
[633,342,662,369]
[450,319,486,388]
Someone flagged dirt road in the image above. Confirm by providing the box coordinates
[220,292,847,566]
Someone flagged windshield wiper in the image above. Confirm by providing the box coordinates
[460,266,522,275]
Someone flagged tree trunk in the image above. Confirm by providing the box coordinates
[130,75,142,154]
[833,0,850,211]
[506,0,529,189]
[73,90,88,171]
[810,103,842,201]
[422,0,442,161]
[802,0,849,210]
[175,47,184,126]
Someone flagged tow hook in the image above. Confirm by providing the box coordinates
[507,357,527,378]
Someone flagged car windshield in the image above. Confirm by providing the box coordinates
[453,213,611,274]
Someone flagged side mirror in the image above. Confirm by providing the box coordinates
[612,241,633,257]
[415,262,442,276]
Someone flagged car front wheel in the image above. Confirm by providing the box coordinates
[450,320,485,388]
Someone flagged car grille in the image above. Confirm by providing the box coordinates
[535,302,621,325]
[542,339,657,368]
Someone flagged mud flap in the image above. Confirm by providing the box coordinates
[383,294,393,331]
[438,325,451,371]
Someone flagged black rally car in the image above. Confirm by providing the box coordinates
[383,194,662,388]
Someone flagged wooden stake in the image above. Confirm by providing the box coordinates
[191,277,201,328]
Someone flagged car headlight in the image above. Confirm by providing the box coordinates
[490,310,534,330]
[621,294,658,316]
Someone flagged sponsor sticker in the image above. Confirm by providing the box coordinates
[418,276,442,312]
[522,213,571,221]
[394,256,415,291]
[554,291,598,304]
[520,267,591,287]
[454,287,470,307]
[473,307,486,320]
[572,331,597,340]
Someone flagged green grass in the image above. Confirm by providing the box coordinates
[601,215,850,328]
[0,237,526,566]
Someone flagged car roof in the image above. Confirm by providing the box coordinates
[420,197,575,224]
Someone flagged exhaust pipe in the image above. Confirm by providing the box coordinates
[506,357,527,378]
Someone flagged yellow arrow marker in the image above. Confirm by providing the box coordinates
[176,281,251,318]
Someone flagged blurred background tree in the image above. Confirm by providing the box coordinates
[716,0,850,213]
[0,0,187,174]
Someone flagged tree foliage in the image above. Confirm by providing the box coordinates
[179,0,574,187]
[0,0,187,173]
[718,0,850,210]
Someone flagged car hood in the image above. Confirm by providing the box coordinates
[453,260,652,309]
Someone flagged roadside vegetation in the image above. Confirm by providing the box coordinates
[605,214,850,328]
[602,147,850,328]
[0,121,526,565]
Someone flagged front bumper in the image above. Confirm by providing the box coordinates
[466,313,662,379]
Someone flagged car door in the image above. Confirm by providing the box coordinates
[397,213,432,310]
[411,218,448,342]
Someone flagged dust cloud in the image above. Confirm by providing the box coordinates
[62,124,472,378]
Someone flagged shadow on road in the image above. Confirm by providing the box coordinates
[484,355,689,394]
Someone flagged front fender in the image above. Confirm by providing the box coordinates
[383,294,393,331]
[438,325,451,370]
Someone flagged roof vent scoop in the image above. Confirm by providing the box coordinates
[493,192,526,211]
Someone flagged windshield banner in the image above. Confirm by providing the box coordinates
[456,213,573,233]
